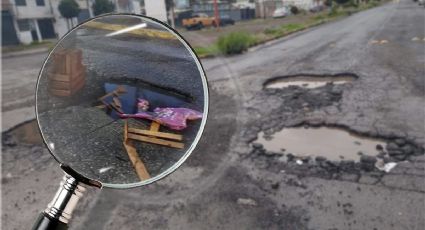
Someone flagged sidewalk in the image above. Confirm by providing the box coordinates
[2,47,50,59]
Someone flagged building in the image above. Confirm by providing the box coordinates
[1,0,142,46]
[255,0,323,18]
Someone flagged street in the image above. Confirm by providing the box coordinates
[2,0,424,229]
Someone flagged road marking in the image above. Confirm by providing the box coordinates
[83,21,177,40]
[379,40,388,44]
[412,37,420,41]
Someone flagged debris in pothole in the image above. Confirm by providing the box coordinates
[375,159,397,173]
[237,198,257,206]
[264,74,356,89]
[99,166,114,173]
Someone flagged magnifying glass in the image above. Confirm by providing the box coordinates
[33,14,208,230]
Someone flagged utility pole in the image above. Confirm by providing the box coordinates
[213,0,220,28]
[167,0,175,28]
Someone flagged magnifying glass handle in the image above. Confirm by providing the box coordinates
[32,213,68,230]
[32,175,86,230]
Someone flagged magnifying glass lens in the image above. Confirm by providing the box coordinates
[36,15,208,188]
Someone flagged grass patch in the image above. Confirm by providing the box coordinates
[264,23,307,37]
[217,32,257,55]
[193,45,220,57]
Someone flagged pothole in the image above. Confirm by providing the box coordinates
[264,74,357,89]
[3,120,43,146]
[253,126,386,162]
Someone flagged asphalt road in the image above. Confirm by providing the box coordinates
[2,0,424,229]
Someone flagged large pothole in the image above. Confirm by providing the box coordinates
[264,74,357,89]
[250,125,422,173]
[2,119,43,146]
[255,126,386,162]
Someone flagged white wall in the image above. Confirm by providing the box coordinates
[13,1,53,19]
[283,0,321,10]
[145,0,167,22]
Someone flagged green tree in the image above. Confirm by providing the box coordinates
[58,0,80,30]
[92,0,115,16]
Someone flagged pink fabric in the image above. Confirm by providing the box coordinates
[118,99,202,130]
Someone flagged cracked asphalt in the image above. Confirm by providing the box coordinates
[2,0,424,229]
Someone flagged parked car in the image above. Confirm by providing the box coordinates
[182,13,218,30]
[219,16,235,26]
[273,7,289,18]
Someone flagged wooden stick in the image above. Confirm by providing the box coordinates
[123,121,151,181]
[123,140,151,181]
[128,127,182,141]
[127,133,184,149]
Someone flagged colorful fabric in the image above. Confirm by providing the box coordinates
[119,99,202,130]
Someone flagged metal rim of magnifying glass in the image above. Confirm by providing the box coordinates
[35,13,210,189]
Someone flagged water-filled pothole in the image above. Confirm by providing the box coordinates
[264,74,357,89]
[5,120,43,145]
[254,126,386,162]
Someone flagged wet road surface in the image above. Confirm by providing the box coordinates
[2,0,424,229]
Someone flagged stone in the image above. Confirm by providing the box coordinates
[386,142,400,151]
[315,156,327,162]
[394,138,406,147]
[388,150,404,157]
[271,182,280,189]
[237,198,257,206]
[360,155,377,171]
[392,154,407,161]
[360,155,377,164]
[376,144,384,151]
[330,88,343,96]
[287,153,295,161]
[340,160,355,169]
[252,143,263,149]
[401,145,414,155]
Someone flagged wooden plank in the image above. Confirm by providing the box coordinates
[49,73,85,90]
[128,127,182,141]
[123,140,151,181]
[127,133,184,149]
[112,97,122,109]
[48,66,85,82]
[49,88,71,97]
[98,86,126,101]
[150,122,160,132]
[49,76,85,97]
[124,120,128,141]
[94,104,106,109]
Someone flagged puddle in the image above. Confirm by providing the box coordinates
[255,126,386,162]
[264,74,356,89]
[7,120,43,145]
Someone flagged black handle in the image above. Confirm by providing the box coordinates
[32,212,68,230]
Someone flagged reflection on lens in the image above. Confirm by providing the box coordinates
[36,15,208,188]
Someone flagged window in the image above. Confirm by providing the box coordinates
[17,19,30,31]
[15,0,26,6]
[36,0,45,6]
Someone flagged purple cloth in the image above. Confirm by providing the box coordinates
[119,99,202,130]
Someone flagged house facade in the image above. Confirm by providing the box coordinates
[1,0,142,46]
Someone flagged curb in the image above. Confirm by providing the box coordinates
[3,47,49,58]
